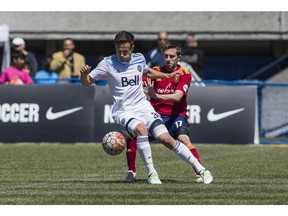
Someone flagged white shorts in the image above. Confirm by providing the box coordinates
[114,103,168,138]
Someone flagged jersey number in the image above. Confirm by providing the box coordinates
[174,120,183,128]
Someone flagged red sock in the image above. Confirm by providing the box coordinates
[126,138,137,173]
[190,148,201,163]
[188,145,202,175]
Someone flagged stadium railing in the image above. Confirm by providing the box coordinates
[32,77,107,86]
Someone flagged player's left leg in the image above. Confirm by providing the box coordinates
[177,134,203,183]
[146,110,213,184]
[163,116,203,182]
[177,134,201,164]
[175,126,203,182]
[125,138,137,183]
[167,116,202,163]
[157,132,213,184]
[151,120,213,184]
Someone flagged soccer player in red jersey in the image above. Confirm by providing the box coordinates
[125,41,211,184]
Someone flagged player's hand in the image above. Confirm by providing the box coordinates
[167,70,184,78]
[80,65,92,75]
[143,78,154,89]
[143,78,158,99]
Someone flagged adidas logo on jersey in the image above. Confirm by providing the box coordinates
[121,75,140,87]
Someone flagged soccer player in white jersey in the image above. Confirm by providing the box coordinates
[80,31,213,184]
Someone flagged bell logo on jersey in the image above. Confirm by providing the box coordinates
[121,75,140,87]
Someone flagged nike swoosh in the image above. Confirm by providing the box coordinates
[207,108,245,122]
[46,106,83,120]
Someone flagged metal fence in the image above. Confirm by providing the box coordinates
[194,80,288,144]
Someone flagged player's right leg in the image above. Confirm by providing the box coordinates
[116,111,161,184]
[133,122,161,184]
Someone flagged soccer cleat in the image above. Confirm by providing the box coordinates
[125,170,136,183]
[200,169,213,184]
[147,172,162,184]
[196,174,204,183]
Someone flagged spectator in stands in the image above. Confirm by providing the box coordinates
[146,31,168,67]
[0,51,33,85]
[12,37,39,78]
[181,32,205,79]
[50,38,86,83]
[34,56,58,84]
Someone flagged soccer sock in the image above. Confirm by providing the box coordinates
[173,140,205,174]
[136,135,156,176]
[188,145,202,175]
[188,145,201,163]
[126,138,137,173]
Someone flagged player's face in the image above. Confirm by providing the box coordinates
[115,42,134,62]
[163,48,180,71]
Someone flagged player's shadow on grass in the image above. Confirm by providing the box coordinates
[102,179,181,184]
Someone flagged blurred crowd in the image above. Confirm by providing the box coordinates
[0,32,205,85]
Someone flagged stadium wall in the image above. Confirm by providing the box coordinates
[2,12,288,81]
[1,11,288,40]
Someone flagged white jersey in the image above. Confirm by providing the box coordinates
[89,53,150,117]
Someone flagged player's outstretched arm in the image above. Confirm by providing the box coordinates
[154,90,184,102]
[80,65,95,86]
[145,68,184,79]
[147,88,184,102]
[144,78,184,102]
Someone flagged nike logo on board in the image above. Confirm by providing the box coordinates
[207,108,244,122]
[46,106,83,120]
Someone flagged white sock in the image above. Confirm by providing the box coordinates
[137,136,156,176]
[173,140,205,174]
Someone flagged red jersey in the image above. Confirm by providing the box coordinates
[145,65,191,118]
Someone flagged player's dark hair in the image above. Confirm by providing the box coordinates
[114,31,135,46]
[162,41,182,56]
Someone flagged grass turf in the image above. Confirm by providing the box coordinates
[0,143,287,205]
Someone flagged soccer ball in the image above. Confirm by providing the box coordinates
[102,131,126,155]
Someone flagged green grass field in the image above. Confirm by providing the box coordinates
[0,143,287,205]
